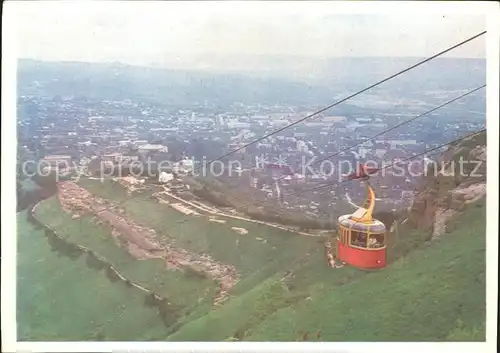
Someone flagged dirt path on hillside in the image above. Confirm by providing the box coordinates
[57,181,239,301]
[81,177,325,237]
[156,187,323,237]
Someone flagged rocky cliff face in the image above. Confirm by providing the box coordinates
[407,131,486,238]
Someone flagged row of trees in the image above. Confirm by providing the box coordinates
[16,172,60,212]
[191,185,234,208]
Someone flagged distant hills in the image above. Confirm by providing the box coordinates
[17,59,334,106]
[17,57,485,107]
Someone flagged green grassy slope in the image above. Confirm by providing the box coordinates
[77,179,321,278]
[34,197,218,325]
[21,176,485,341]
[248,201,486,341]
[166,200,485,341]
[16,210,168,341]
[31,179,321,336]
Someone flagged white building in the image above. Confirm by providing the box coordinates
[296,140,309,153]
[322,116,346,122]
[257,142,272,149]
[138,144,168,153]
[159,172,174,183]
[251,115,269,120]
[180,158,195,173]
[231,129,255,141]
[388,140,418,150]
[304,122,330,127]
[102,153,123,163]
[132,140,148,147]
[271,120,291,127]
[347,122,366,129]
[41,155,72,167]
[150,127,179,132]
[356,117,373,122]
[216,116,226,126]
[227,120,251,129]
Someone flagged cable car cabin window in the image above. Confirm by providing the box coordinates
[350,230,368,248]
[367,233,385,248]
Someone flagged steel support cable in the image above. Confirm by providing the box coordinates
[190,31,486,175]
[160,128,486,232]
[268,85,486,186]
[253,128,487,209]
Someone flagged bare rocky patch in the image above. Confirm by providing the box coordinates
[56,181,240,302]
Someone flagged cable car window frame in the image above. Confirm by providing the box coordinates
[367,232,386,249]
[350,229,368,249]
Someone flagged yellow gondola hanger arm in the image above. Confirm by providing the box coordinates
[351,181,375,223]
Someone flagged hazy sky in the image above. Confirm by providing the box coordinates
[12,1,486,70]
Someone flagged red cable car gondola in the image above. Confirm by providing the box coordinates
[336,164,386,269]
